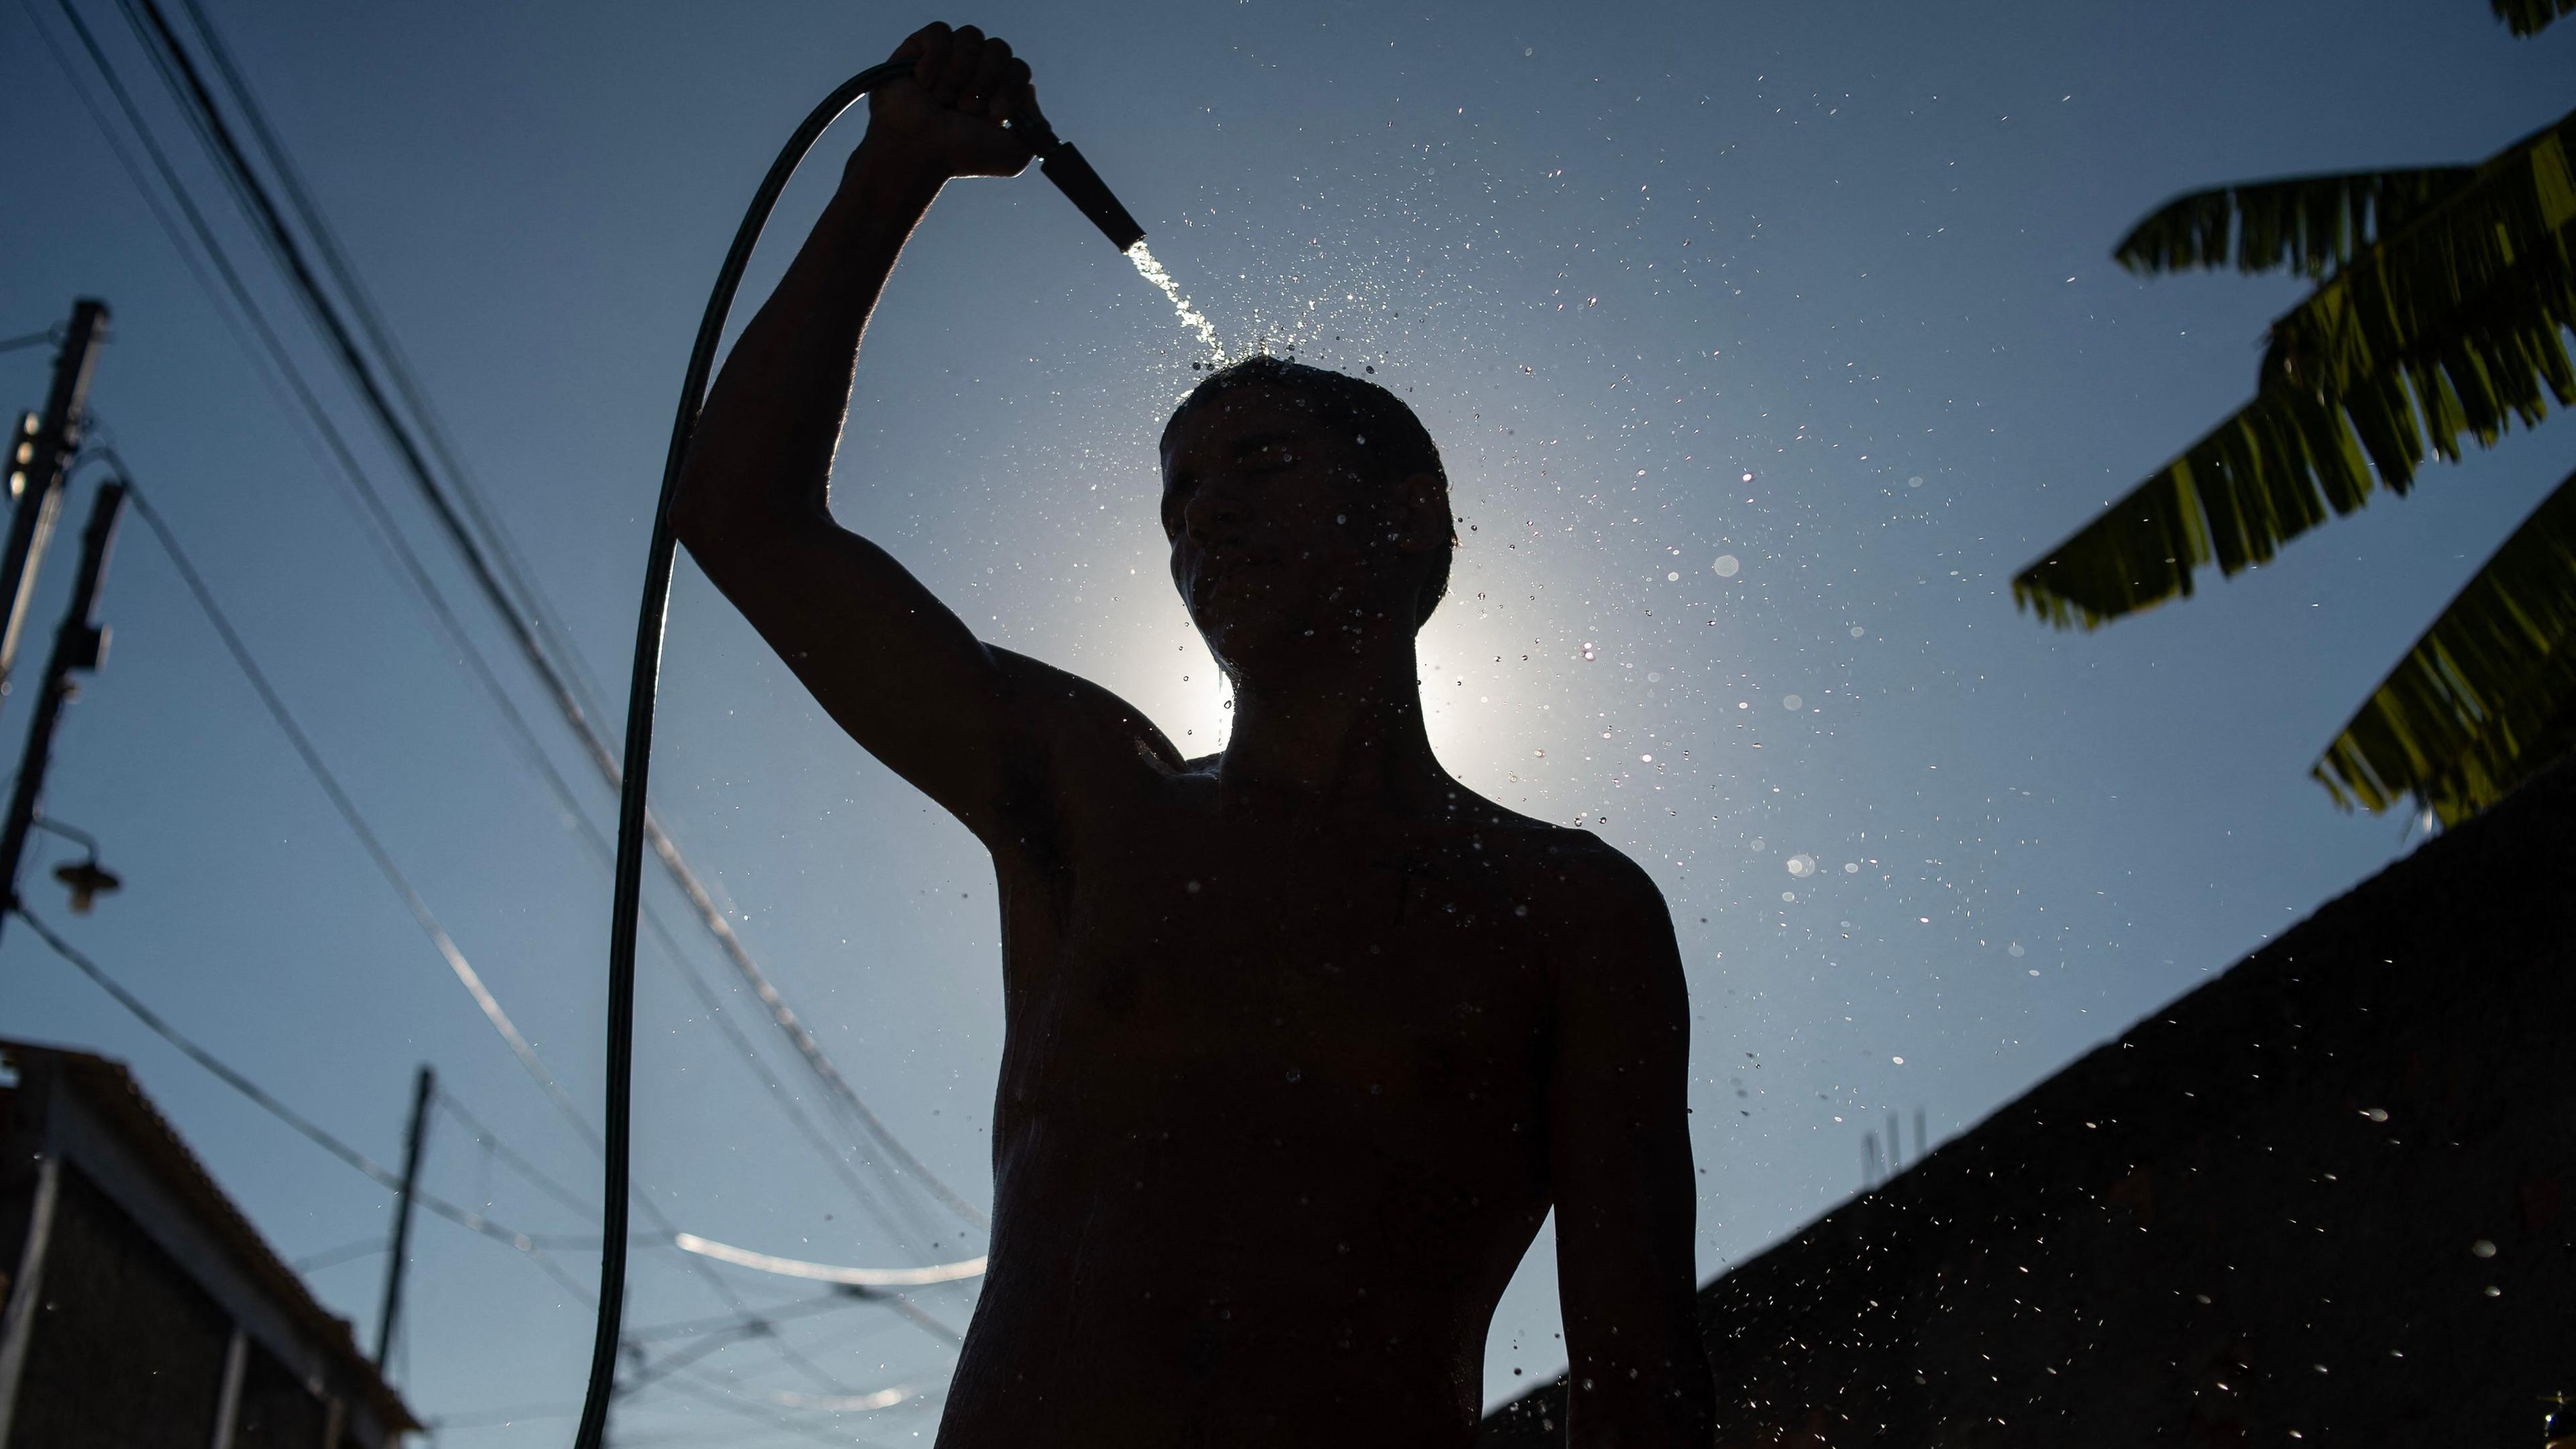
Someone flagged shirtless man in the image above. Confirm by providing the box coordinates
[673,23,1716,1447]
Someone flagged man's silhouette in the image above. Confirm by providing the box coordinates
[674,22,1716,1448]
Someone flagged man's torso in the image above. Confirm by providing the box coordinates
[935,667,1624,1446]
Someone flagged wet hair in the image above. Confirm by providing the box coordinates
[1162,355,1456,629]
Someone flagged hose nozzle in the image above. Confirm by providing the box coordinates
[1014,101,1146,252]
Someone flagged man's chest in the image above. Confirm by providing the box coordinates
[998,814,1558,1112]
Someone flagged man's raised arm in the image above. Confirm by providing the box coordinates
[1550,853,1718,1448]
[672,23,1039,841]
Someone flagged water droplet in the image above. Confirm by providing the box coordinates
[1908,475,1924,488]
[1892,1056,1905,1065]
[1580,641,1597,660]
[1782,694,1803,710]
[2363,1108,2390,1122]
[1285,1067,1303,1083]
[1780,891,1796,902]
[1712,555,1739,578]
[2471,1240,2496,1258]
[1843,862,1860,874]
[1786,855,1815,877]
[1666,570,1680,582]
[1849,625,1866,639]
[2007,942,2025,957]
[1640,753,1652,763]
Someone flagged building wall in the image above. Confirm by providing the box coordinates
[0,1044,413,1448]
[13,1165,233,1449]
[1482,763,2576,1447]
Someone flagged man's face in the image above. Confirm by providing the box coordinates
[1159,384,1410,673]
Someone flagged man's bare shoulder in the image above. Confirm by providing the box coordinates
[1434,793,1674,936]
[989,646,1192,777]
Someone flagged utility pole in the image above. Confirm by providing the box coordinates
[374,1065,434,1370]
[1,301,109,714]
[0,480,124,947]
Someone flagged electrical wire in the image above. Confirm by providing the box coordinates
[433,1087,598,1221]
[291,1237,391,1273]
[15,904,926,1442]
[114,474,588,1128]
[42,5,991,1424]
[13,906,614,1297]
[32,0,612,1134]
[108,467,773,1326]
[24,0,432,618]
[36,0,947,1277]
[169,0,620,733]
[124,0,985,1242]
[615,1364,903,1449]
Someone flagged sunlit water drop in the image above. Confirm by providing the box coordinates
[1126,243,1224,360]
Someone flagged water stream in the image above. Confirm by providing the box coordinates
[1125,243,1224,360]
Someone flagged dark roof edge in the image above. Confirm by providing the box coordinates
[2,1036,423,1435]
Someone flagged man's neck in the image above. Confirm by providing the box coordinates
[1215,639,1452,822]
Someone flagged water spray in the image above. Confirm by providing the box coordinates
[574,58,1150,1449]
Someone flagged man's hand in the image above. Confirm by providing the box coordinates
[863,23,1036,182]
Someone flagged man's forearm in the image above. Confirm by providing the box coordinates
[676,133,947,534]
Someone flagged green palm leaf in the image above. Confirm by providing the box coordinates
[2114,168,2474,280]
[2493,0,2573,36]
[2315,461,2576,825]
[2015,107,2576,629]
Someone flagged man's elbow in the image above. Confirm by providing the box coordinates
[667,458,787,571]
[666,458,733,555]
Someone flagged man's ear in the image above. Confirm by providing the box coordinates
[1393,471,1450,555]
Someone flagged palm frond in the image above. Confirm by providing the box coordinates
[2114,169,2474,280]
[2315,461,2576,826]
[2015,107,2576,628]
[2493,0,2573,36]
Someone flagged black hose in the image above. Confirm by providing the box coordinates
[573,59,906,1449]
[573,58,1146,1446]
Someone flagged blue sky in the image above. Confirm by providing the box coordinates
[3,1,2569,1443]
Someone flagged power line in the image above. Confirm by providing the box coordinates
[14,906,609,1299]
[38,6,974,1403]
[28,0,936,1252]
[115,475,588,1128]
[291,1238,390,1273]
[108,469,765,1321]
[14,907,944,1436]
[167,0,619,733]
[126,0,985,1235]
[37,0,804,1315]
[26,0,621,1139]
[52,0,979,1254]
[433,1087,597,1221]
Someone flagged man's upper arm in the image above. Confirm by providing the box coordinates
[1548,849,1715,1445]
[680,504,1108,844]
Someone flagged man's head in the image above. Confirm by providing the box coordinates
[1158,357,1454,677]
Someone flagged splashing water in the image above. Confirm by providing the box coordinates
[1126,244,1224,360]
